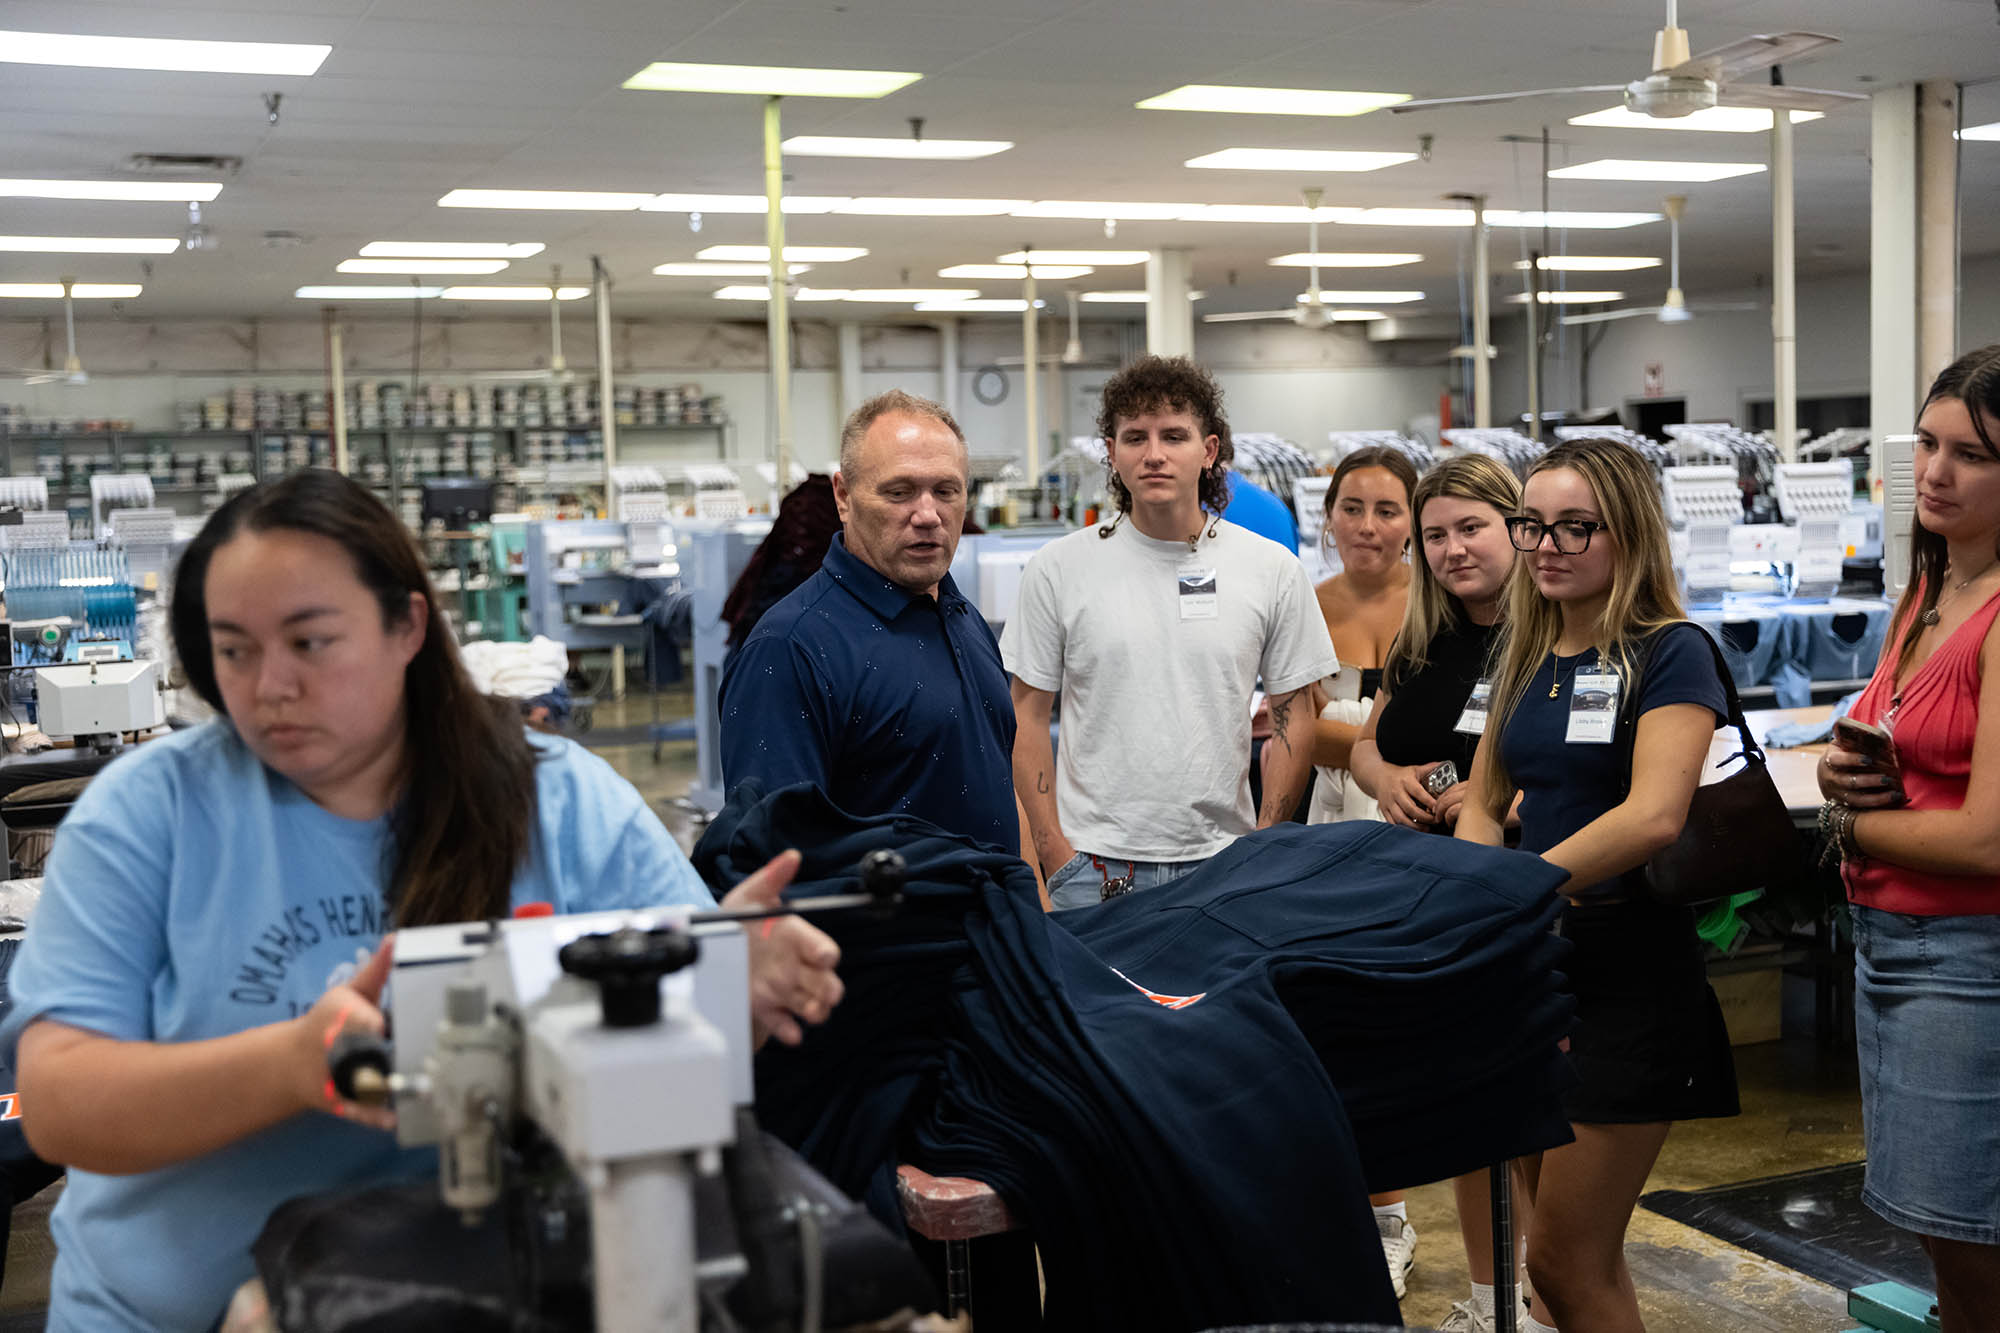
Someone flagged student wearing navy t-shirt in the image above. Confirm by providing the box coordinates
[1457,438,1737,1333]
[4,472,843,1332]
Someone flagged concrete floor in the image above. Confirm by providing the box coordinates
[0,687,1885,1329]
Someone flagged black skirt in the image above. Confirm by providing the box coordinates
[1558,899,1741,1124]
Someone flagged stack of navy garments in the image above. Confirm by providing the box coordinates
[695,786,1575,1332]
[1059,825,1578,1195]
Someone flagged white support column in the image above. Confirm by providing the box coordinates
[836,321,864,424]
[325,309,349,475]
[1770,109,1798,462]
[1023,268,1040,478]
[1871,88,1920,495]
[764,97,792,497]
[1918,80,1960,389]
[1144,247,1194,358]
[1470,196,1492,429]
[935,318,961,417]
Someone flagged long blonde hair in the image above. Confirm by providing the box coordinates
[1384,454,1521,692]
[1478,438,1686,812]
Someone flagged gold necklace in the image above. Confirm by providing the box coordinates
[1548,649,1584,699]
[1921,559,2000,627]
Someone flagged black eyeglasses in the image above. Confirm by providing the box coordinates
[1505,517,1610,555]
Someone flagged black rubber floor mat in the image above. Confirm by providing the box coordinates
[1641,1161,1932,1293]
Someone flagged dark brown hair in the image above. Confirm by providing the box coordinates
[1322,446,1420,553]
[171,469,538,927]
[1095,355,1234,523]
[1891,344,2000,677]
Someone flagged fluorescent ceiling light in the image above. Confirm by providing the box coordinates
[654,261,811,276]
[1186,148,1417,172]
[1326,207,1659,229]
[940,264,1093,279]
[782,136,1010,159]
[1549,158,1764,182]
[0,178,222,202]
[1011,200,1190,221]
[834,198,1027,216]
[711,286,980,303]
[623,61,919,98]
[0,283,142,299]
[1268,252,1421,268]
[711,287,864,302]
[339,258,509,274]
[441,286,589,301]
[1179,204,1358,224]
[641,193,849,214]
[1569,105,1822,133]
[1956,121,2000,141]
[914,298,1036,312]
[997,249,1148,266]
[1137,84,1409,117]
[296,286,442,300]
[0,29,329,76]
[697,244,868,263]
[840,289,982,303]
[438,189,650,210]
[1079,291,1207,303]
[1490,209,1661,229]
[1505,290,1625,304]
[0,235,179,254]
[1297,290,1423,304]
[1331,207,1471,226]
[1514,256,1660,272]
[360,241,545,259]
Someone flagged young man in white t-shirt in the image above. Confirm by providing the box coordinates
[1003,355,1336,911]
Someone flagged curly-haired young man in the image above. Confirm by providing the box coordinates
[1002,356,1336,910]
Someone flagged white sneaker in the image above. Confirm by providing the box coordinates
[1438,1300,1495,1333]
[1377,1215,1416,1299]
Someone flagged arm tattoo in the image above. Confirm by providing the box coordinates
[1036,772,1049,794]
[1268,691,1296,756]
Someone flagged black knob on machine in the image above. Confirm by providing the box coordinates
[557,925,701,1028]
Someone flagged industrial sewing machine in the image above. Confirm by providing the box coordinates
[316,851,921,1333]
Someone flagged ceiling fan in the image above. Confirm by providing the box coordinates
[1391,0,1862,120]
[1559,195,1759,326]
[470,265,576,383]
[6,279,90,387]
[996,291,1106,368]
[1202,189,1361,329]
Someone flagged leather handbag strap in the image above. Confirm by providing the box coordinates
[1614,622,1763,800]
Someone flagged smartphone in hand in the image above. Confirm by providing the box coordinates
[1832,716,1895,761]
[1831,716,1906,804]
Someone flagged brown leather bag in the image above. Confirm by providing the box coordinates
[1614,624,1801,906]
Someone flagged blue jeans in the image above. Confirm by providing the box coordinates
[1853,904,2000,1244]
[1047,852,1211,911]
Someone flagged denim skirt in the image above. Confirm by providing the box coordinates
[1853,904,2000,1244]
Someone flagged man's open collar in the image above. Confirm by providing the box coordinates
[821,532,968,621]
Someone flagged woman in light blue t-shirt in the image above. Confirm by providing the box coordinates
[6,470,843,1332]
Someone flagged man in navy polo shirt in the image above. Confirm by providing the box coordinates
[721,389,1033,878]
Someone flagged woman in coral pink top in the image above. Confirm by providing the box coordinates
[1818,345,2000,1331]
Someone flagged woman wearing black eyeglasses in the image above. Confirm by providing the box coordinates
[1456,437,1737,1333]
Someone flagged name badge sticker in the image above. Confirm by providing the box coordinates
[1565,671,1622,744]
[1454,678,1492,736]
[1178,564,1218,621]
